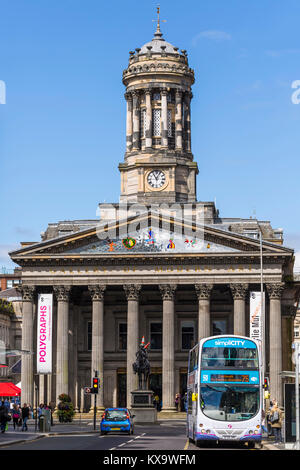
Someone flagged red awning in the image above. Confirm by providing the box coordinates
[0,382,21,397]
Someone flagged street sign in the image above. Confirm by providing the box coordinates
[84,387,92,394]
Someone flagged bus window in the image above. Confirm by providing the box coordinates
[201,347,258,369]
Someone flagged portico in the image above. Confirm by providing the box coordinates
[12,210,295,410]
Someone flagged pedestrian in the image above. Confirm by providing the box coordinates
[0,400,10,433]
[21,403,30,431]
[183,392,188,412]
[12,404,21,430]
[153,395,159,410]
[38,403,44,418]
[269,400,284,444]
[49,402,55,426]
[175,393,180,411]
[261,409,268,435]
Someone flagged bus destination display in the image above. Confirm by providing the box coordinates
[211,374,250,383]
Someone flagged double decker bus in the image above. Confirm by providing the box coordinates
[187,335,262,448]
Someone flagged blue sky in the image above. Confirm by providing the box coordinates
[1,0,300,269]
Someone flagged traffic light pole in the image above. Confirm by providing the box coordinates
[94,391,97,431]
[93,370,98,431]
[295,342,300,450]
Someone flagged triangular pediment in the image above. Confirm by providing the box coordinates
[9,211,293,262]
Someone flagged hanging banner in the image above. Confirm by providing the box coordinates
[37,293,53,374]
[249,291,264,342]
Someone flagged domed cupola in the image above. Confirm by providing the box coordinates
[119,8,198,204]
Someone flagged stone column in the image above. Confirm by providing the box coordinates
[161,89,168,148]
[125,92,133,152]
[230,284,248,336]
[145,89,152,149]
[54,286,71,401]
[19,285,35,406]
[159,284,177,412]
[184,92,192,152]
[195,284,213,340]
[267,283,284,405]
[88,284,106,411]
[132,91,140,150]
[124,284,141,408]
[175,90,183,151]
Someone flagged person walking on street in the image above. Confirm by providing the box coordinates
[175,394,180,411]
[0,401,10,433]
[21,403,30,431]
[12,404,21,430]
[269,400,284,444]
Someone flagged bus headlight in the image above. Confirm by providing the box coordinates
[254,430,259,435]
[206,429,211,435]
[248,430,253,435]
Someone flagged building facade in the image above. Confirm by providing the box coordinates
[9,21,298,411]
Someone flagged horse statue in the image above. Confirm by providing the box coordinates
[133,337,151,390]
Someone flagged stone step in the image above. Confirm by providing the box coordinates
[54,411,186,422]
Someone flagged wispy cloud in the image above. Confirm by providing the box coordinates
[0,244,19,270]
[192,30,232,46]
[265,48,300,58]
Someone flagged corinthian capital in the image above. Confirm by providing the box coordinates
[195,284,213,300]
[53,285,71,302]
[88,285,106,301]
[230,283,249,300]
[266,283,285,299]
[17,285,35,302]
[123,284,141,301]
[159,284,177,301]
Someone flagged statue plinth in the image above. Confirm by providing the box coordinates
[130,389,157,423]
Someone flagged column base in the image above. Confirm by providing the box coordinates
[89,406,105,414]
[160,407,177,413]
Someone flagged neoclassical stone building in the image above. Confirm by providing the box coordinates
[10,20,298,411]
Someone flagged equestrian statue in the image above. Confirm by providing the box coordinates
[133,336,151,390]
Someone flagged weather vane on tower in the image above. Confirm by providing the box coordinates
[153,5,166,37]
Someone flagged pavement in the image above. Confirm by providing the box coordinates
[0,418,286,450]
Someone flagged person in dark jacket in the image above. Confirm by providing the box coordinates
[0,401,10,433]
[21,403,30,431]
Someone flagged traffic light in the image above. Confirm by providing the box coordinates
[263,377,269,390]
[92,377,99,394]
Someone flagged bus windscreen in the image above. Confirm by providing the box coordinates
[201,346,258,369]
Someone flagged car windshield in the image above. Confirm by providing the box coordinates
[201,347,258,369]
[105,410,128,421]
[200,385,260,421]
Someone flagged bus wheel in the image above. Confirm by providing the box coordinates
[247,441,255,449]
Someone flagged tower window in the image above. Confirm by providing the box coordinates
[153,92,161,101]
[140,109,146,138]
[152,109,161,136]
[167,109,172,137]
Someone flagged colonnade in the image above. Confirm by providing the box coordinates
[19,281,285,410]
[125,88,192,152]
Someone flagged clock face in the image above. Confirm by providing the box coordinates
[147,170,166,188]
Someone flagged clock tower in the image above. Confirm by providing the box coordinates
[119,13,198,204]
